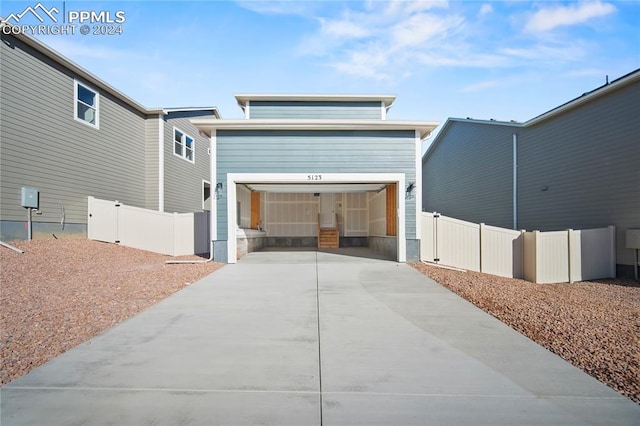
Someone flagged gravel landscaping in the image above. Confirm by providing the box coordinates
[1,239,223,386]
[411,262,640,404]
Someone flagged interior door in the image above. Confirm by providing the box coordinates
[319,193,336,228]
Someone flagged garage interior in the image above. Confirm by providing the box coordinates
[235,182,399,261]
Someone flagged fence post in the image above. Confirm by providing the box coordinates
[479,223,485,273]
[568,229,577,283]
[608,225,616,278]
[533,230,540,284]
[173,212,178,257]
[433,212,439,263]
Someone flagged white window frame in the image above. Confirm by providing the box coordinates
[173,126,195,163]
[74,80,99,129]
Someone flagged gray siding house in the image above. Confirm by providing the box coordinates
[192,94,438,263]
[422,69,640,276]
[0,31,218,240]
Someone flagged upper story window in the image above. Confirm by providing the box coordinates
[74,80,99,128]
[174,127,194,163]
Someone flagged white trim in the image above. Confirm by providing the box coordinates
[235,94,396,106]
[210,131,217,240]
[73,80,99,129]
[245,100,250,119]
[158,115,164,212]
[225,173,406,264]
[415,129,422,243]
[381,102,387,120]
[191,118,439,139]
[172,126,195,164]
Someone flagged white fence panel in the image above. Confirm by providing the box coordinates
[87,196,118,243]
[536,231,569,284]
[420,213,436,262]
[437,215,480,271]
[87,196,209,256]
[118,205,177,255]
[523,232,538,283]
[481,224,523,278]
[570,226,616,281]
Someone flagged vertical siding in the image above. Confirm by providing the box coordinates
[163,111,212,213]
[250,101,382,119]
[216,130,416,240]
[144,115,160,210]
[422,122,515,228]
[518,80,640,266]
[0,34,147,236]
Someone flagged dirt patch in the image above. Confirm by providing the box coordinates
[411,262,640,404]
[1,239,223,385]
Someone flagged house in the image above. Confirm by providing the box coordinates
[422,69,640,277]
[1,31,439,263]
[0,31,218,241]
[191,95,438,263]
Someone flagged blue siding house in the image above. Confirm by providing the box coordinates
[192,95,438,263]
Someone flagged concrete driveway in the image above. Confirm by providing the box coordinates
[2,249,639,425]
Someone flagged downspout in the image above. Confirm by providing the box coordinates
[513,133,518,230]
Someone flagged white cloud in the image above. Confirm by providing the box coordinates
[319,18,369,39]
[391,13,463,48]
[478,4,493,17]
[525,1,616,32]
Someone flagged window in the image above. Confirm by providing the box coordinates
[74,81,99,128]
[173,127,194,163]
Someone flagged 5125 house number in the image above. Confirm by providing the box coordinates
[307,174,322,181]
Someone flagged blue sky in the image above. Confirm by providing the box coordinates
[2,0,639,131]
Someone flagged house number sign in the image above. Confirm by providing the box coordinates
[307,174,322,181]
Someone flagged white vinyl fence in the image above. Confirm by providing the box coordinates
[421,212,615,284]
[88,196,210,256]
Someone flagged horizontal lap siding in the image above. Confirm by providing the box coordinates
[518,81,640,265]
[0,35,147,231]
[250,101,382,119]
[422,123,514,228]
[163,112,212,213]
[216,130,415,240]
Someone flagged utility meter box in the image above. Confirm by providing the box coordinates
[21,186,39,208]
[626,229,640,249]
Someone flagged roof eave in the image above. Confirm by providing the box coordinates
[191,118,439,139]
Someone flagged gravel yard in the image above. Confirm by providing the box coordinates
[1,239,223,386]
[411,262,640,404]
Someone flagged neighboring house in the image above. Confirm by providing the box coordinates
[0,31,218,241]
[422,69,640,276]
[191,95,438,263]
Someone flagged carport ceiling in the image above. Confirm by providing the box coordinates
[244,183,387,193]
